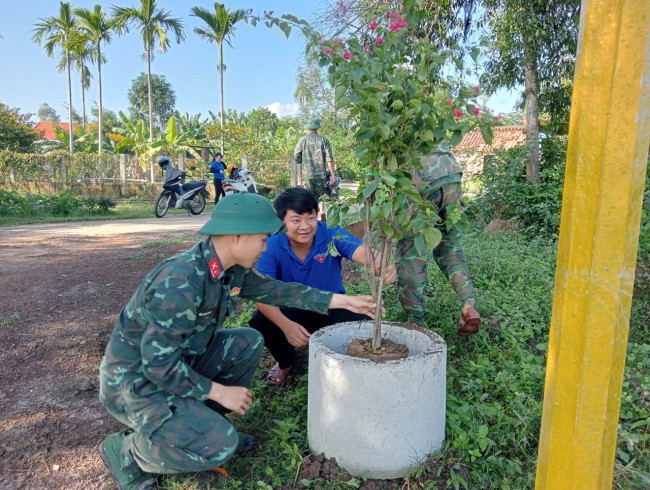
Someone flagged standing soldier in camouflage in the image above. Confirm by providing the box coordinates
[294,118,336,219]
[397,142,481,336]
[98,193,378,490]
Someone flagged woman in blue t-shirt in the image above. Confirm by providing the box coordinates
[209,153,226,204]
[249,188,397,386]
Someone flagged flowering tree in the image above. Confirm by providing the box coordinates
[261,3,493,349]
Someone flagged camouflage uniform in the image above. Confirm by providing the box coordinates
[99,237,333,474]
[294,132,334,200]
[397,144,476,326]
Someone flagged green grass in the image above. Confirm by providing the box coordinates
[158,227,649,489]
[0,200,215,226]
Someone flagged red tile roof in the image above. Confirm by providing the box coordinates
[455,125,528,152]
[34,121,81,141]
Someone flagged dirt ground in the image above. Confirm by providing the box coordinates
[0,218,206,490]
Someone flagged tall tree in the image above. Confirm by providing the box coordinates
[65,39,93,131]
[74,5,116,156]
[190,2,247,154]
[113,0,184,147]
[127,73,176,131]
[0,102,39,152]
[33,1,78,154]
[480,0,580,183]
[38,103,61,122]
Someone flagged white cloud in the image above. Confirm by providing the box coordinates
[266,102,299,118]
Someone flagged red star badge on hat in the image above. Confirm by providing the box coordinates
[208,258,222,279]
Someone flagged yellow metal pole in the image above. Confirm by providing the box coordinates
[535,0,650,489]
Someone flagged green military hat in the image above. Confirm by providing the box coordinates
[198,193,283,236]
[305,117,321,130]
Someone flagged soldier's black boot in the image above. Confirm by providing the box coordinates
[99,431,157,490]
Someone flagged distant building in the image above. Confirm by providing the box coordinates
[34,121,81,141]
[454,125,529,178]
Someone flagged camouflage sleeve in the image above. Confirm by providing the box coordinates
[323,137,334,163]
[241,268,333,313]
[139,276,213,401]
[294,137,304,164]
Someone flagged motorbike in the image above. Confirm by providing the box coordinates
[155,169,210,218]
[223,168,258,195]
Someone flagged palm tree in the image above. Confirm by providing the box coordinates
[74,5,116,156]
[33,1,78,154]
[65,38,93,132]
[113,0,185,148]
[190,2,247,154]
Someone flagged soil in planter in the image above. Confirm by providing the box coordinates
[347,337,409,362]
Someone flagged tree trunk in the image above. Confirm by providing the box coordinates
[66,51,74,155]
[524,59,540,184]
[81,82,87,132]
[97,44,103,156]
[147,49,154,183]
[219,43,225,155]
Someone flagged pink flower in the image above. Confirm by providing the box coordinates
[338,0,347,15]
[495,115,504,121]
[342,50,352,61]
[447,98,453,105]
[332,39,344,46]
[472,107,480,116]
[389,16,408,32]
[322,47,333,56]
[388,12,400,19]
[453,108,463,121]
[363,45,371,53]
[375,37,384,45]
[380,83,387,90]
[370,21,378,31]
[473,86,479,94]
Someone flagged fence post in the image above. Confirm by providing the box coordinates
[150,157,155,183]
[61,155,68,191]
[9,165,16,185]
[119,155,127,196]
[291,158,298,187]
[242,154,248,169]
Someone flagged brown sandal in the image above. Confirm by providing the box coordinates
[266,363,291,386]
[458,306,481,337]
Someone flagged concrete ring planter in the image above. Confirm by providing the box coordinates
[307,321,447,479]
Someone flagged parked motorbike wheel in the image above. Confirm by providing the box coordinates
[187,192,206,215]
[155,193,172,218]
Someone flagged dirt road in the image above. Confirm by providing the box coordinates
[0,216,206,490]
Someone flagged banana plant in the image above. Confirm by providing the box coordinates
[112,111,161,157]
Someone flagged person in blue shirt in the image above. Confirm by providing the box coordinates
[249,187,396,386]
[209,153,227,204]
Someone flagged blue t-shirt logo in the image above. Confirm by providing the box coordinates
[313,253,328,263]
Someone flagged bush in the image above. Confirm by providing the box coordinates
[0,190,115,218]
[83,196,117,214]
[467,136,567,238]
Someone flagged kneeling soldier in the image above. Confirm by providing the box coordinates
[98,193,377,489]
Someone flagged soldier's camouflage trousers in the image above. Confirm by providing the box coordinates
[397,182,476,326]
[116,327,263,474]
[303,177,325,201]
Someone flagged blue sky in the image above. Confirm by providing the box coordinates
[0,0,517,122]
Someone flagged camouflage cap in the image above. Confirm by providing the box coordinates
[305,118,321,130]
[198,193,284,236]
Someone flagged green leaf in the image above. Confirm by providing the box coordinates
[362,179,379,198]
[391,99,404,110]
[423,226,442,250]
[381,173,397,186]
[356,129,376,141]
[421,129,434,142]
[480,124,494,146]
[336,95,351,110]
[409,99,422,112]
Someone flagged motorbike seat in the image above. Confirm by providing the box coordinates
[183,180,207,190]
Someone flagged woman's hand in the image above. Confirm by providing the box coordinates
[280,321,311,348]
[209,383,253,416]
